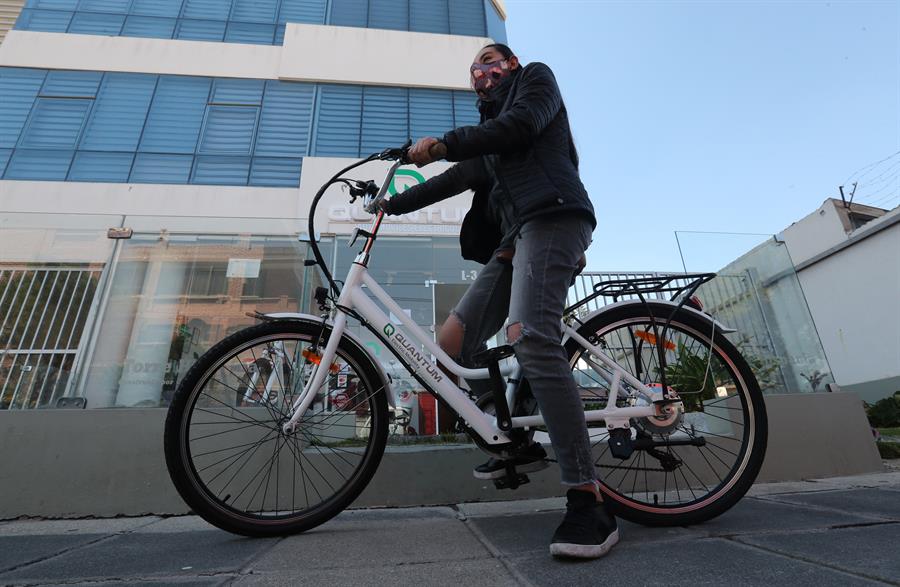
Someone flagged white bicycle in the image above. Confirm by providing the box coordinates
[164,144,768,536]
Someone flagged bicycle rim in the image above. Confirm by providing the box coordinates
[174,330,385,528]
[571,313,761,515]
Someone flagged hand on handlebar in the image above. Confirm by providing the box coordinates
[408,137,447,167]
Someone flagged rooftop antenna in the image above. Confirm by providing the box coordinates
[838,182,858,209]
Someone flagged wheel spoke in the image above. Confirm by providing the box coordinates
[169,327,385,530]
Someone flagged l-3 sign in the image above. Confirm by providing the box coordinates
[299,157,474,237]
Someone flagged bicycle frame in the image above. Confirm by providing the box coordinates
[280,160,669,445]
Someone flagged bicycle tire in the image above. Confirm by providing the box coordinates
[565,301,768,527]
[164,319,389,537]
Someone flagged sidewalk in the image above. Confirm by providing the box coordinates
[2,468,899,587]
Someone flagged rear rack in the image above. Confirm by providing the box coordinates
[566,272,716,315]
[565,272,718,404]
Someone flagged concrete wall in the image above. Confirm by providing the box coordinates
[0,392,882,519]
[0,158,473,238]
[0,25,491,89]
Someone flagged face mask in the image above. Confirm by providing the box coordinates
[470,59,512,98]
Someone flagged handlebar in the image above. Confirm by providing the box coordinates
[377,139,413,165]
[363,139,413,213]
[306,140,414,299]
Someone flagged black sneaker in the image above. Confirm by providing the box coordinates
[472,443,549,480]
[549,489,619,559]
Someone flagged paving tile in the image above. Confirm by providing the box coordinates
[457,497,566,518]
[737,523,900,584]
[0,516,159,536]
[235,558,517,587]
[691,496,874,536]
[760,488,900,520]
[248,515,489,571]
[510,537,881,587]
[135,516,220,533]
[43,579,227,587]
[0,530,276,583]
[467,511,702,556]
[0,534,105,573]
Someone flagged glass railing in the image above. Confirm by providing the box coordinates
[2,215,835,434]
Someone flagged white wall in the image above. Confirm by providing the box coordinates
[781,200,850,266]
[792,217,900,388]
[0,24,491,89]
[0,158,472,240]
[280,24,489,89]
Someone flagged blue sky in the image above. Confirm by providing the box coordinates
[504,0,899,271]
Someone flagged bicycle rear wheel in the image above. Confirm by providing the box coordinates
[164,319,389,537]
[565,301,768,526]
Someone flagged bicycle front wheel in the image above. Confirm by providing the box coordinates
[164,319,389,537]
[566,301,768,527]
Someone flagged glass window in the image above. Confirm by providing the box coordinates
[19,98,91,148]
[224,22,275,44]
[191,155,251,184]
[77,233,330,408]
[67,12,126,35]
[410,0,449,34]
[40,71,103,98]
[121,16,177,39]
[410,88,454,140]
[79,0,132,13]
[5,149,74,180]
[313,84,362,157]
[210,79,265,105]
[15,9,74,32]
[174,18,226,41]
[368,0,407,31]
[139,76,211,154]
[278,0,326,25]
[129,153,194,183]
[361,86,408,156]
[68,151,134,182]
[181,0,233,20]
[0,69,47,149]
[198,106,259,154]
[329,0,368,28]
[130,0,183,17]
[255,80,314,157]
[249,157,302,186]
[449,0,486,36]
[79,73,157,152]
[230,0,278,23]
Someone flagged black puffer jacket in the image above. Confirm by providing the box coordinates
[385,62,595,264]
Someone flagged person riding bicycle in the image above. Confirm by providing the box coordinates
[378,43,618,559]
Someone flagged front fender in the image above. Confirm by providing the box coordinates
[264,312,395,409]
[566,299,736,340]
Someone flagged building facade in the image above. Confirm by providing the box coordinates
[0,0,507,434]
[780,199,899,402]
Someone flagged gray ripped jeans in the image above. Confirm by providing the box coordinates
[451,212,596,486]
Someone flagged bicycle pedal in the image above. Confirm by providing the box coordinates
[493,473,530,490]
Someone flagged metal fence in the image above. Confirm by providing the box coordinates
[0,266,102,409]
